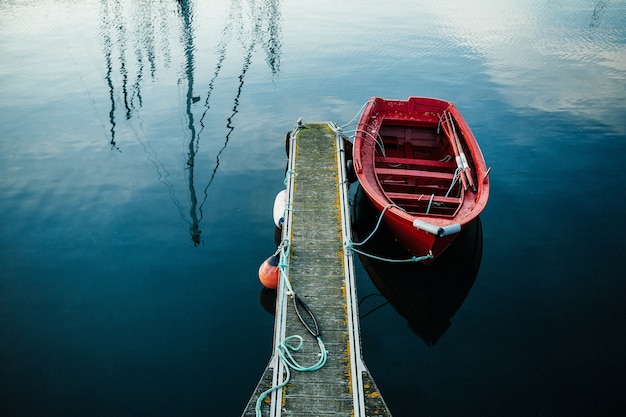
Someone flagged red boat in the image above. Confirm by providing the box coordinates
[352,96,490,261]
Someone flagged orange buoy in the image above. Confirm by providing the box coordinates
[258,254,280,289]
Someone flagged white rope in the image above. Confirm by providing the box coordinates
[340,99,375,129]
[348,203,433,263]
[445,168,461,198]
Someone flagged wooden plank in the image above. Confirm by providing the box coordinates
[281,123,351,415]
[375,155,456,169]
[386,192,461,205]
[241,122,393,417]
[376,167,455,180]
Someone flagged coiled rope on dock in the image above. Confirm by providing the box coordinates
[254,239,328,416]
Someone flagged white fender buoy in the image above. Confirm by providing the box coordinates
[273,189,287,228]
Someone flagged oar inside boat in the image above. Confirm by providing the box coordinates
[352,96,490,260]
[439,110,476,192]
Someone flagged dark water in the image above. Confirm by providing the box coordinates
[1,0,625,416]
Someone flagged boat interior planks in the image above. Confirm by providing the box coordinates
[352,96,490,260]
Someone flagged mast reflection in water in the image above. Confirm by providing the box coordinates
[183,0,282,245]
[99,0,283,246]
[352,185,483,346]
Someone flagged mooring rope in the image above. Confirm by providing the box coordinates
[348,244,433,263]
[255,143,330,416]
[254,243,328,415]
[352,203,400,247]
[346,203,433,263]
[340,98,375,129]
[344,126,386,157]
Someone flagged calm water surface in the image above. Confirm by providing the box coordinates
[1,1,625,416]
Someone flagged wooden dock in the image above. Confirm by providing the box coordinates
[241,122,393,417]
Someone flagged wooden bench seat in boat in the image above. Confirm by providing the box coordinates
[375,156,457,170]
[375,167,455,181]
[385,192,460,205]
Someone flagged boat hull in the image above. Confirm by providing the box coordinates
[352,96,490,260]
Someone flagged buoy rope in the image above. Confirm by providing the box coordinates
[346,203,434,263]
[255,238,328,417]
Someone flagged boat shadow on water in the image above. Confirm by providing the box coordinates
[258,183,483,347]
[351,184,483,346]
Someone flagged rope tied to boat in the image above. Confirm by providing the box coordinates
[445,168,462,198]
[346,203,433,263]
[425,193,435,214]
[348,244,433,263]
[254,238,328,417]
[340,98,375,130]
[348,126,386,157]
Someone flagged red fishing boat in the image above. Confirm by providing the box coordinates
[352,96,490,261]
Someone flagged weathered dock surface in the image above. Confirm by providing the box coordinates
[242,122,393,417]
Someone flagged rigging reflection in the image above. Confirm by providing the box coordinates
[99,0,283,246]
[99,0,119,151]
[100,0,170,150]
[178,0,202,245]
[182,0,282,245]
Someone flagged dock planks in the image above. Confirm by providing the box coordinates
[241,122,392,417]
